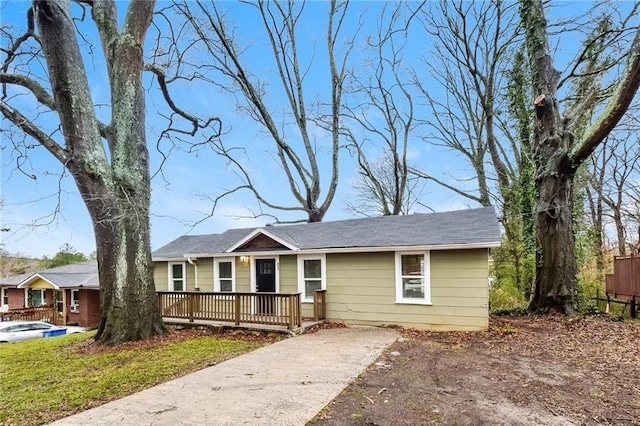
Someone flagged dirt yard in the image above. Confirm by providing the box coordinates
[310,315,640,426]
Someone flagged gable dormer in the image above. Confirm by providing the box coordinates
[225,228,298,253]
[236,233,288,251]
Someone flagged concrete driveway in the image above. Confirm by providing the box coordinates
[49,326,399,426]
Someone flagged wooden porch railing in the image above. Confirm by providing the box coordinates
[1,305,60,324]
[157,291,302,329]
[313,289,327,321]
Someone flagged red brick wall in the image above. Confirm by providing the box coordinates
[7,288,25,308]
[45,290,54,305]
[64,289,100,328]
[65,288,81,326]
[83,290,101,328]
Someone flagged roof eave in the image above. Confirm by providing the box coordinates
[156,240,501,260]
[296,241,502,254]
[17,273,60,289]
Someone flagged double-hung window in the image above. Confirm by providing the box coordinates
[56,291,64,313]
[297,254,326,302]
[395,251,431,304]
[169,263,185,292]
[214,258,235,292]
[71,290,80,310]
[30,289,46,307]
[1,288,8,306]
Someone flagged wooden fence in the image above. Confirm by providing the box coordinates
[158,291,303,329]
[605,256,640,318]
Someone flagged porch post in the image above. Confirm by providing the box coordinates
[313,291,318,321]
[234,294,241,326]
[62,290,67,326]
[288,295,294,329]
[188,293,194,323]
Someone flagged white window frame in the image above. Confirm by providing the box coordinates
[168,262,186,292]
[1,287,8,306]
[56,291,64,313]
[71,289,80,306]
[297,254,326,303]
[395,251,431,305]
[214,258,236,292]
[27,288,46,307]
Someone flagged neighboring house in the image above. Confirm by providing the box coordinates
[0,260,100,328]
[153,207,501,331]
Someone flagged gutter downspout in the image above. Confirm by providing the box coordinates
[187,257,198,290]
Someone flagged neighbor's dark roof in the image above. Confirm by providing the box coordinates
[0,260,99,289]
[153,207,501,259]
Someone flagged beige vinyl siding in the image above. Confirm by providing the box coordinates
[325,249,489,331]
[277,255,309,314]
[195,259,214,291]
[184,263,196,291]
[153,259,214,291]
[235,258,251,292]
[278,255,297,292]
[153,262,169,291]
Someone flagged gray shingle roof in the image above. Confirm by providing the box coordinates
[153,207,501,259]
[0,260,99,289]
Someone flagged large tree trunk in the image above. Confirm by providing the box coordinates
[530,155,578,313]
[521,0,579,313]
[521,0,640,314]
[34,0,164,344]
[88,191,164,344]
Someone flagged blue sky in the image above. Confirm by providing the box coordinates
[1,0,635,258]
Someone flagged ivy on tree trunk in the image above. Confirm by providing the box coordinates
[520,0,640,314]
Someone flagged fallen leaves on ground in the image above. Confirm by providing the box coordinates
[70,326,283,355]
[311,314,640,426]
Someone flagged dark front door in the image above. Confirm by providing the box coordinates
[256,259,276,315]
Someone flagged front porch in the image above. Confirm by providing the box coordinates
[1,305,61,324]
[157,290,327,334]
[163,317,324,335]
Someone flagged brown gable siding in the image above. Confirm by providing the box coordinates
[236,233,288,251]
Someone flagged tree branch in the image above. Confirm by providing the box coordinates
[0,72,56,109]
[570,28,640,164]
[145,63,222,137]
[409,166,483,204]
[0,100,67,163]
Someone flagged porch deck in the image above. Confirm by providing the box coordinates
[162,317,324,335]
[158,290,327,334]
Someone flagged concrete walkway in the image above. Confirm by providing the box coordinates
[50,326,399,426]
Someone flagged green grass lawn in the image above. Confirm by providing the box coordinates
[0,329,269,426]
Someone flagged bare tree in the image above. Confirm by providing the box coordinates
[339,2,424,216]
[520,0,640,313]
[587,110,640,257]
[625,175,640,256]
[345,151,426,216]
[173,0,354,223]
[412,0,539,297]
[414,0,522,209]
[1,1,216,344]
